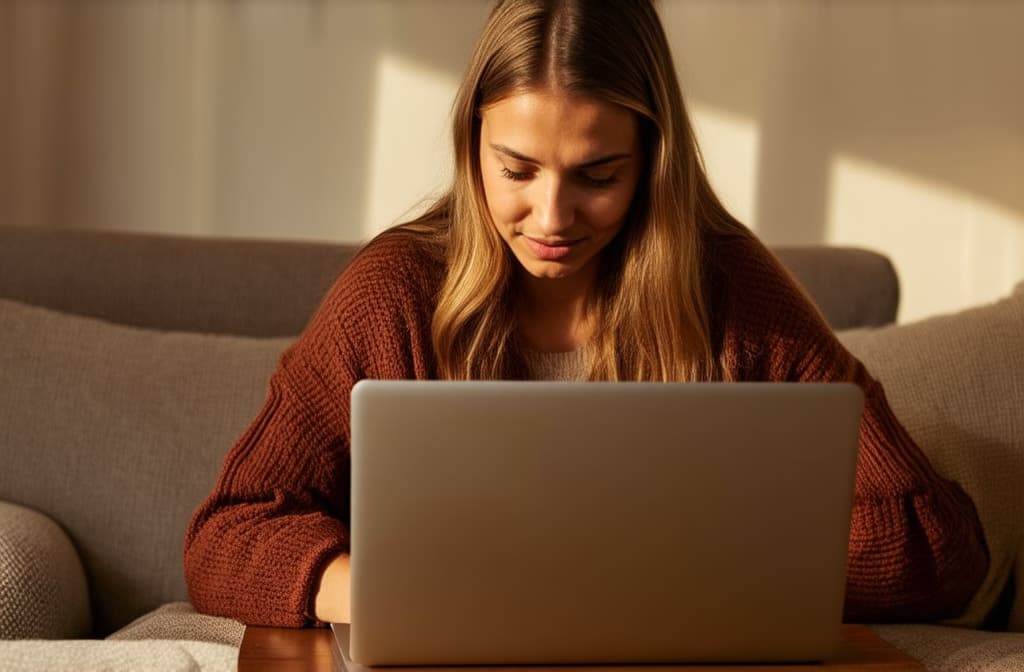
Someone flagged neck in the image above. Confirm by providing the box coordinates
[516,263,598,352]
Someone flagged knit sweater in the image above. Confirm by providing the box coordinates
[183,229,988,628]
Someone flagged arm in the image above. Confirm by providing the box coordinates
[837,358,987,621]
[183,320,358,627]
[719,237,988,622]
[184,233,440,627]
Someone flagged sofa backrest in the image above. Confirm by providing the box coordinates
[0,226,899,635]
[0,226,899,334]
[0,296,292,635]
[0,227,360,337]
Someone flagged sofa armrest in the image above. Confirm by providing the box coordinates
[0,501,91,638]
[774,246,900,329]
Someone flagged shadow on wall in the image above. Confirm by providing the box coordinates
[660,0,1024,244]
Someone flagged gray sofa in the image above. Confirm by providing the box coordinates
[1,226,1022,670]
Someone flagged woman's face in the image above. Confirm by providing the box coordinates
[479,89,641,288]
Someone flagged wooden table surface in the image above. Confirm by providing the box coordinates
[238,623,924,672]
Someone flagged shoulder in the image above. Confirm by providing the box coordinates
[341,226,446,294]
[322,226,447,318]
[704,229,818,325]
[704,229,846,381]
[286,225,448,378]
[705,229,809,308]
[300,226,446,346]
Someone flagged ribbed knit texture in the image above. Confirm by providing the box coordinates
[184,230,988,627]
[523,347,590,381]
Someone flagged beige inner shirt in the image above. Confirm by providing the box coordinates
[521,347,590,381]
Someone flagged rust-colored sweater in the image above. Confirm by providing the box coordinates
[184,230,988,627]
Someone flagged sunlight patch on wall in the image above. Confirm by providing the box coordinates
[826,156,1024,323]
[364,53,457,239]
[689,103,761,231]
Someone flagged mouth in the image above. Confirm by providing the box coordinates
[522,235,583,261]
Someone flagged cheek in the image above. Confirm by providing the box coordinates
[481,176,525,227]
[582,188,635,231]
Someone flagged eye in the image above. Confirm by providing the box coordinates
[501,167,532,182]
[582,173,618,189]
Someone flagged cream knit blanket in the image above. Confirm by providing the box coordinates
[0,602,243,672]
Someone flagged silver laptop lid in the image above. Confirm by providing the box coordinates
[348,381,862,666]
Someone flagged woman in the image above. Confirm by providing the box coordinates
[184,0,987,627]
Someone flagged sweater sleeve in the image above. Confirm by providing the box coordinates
[183,233,439,627]
[718,236,989,622]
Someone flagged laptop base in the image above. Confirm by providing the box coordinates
[330,623,832,671]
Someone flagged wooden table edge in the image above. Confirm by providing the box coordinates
[238,623,924,671]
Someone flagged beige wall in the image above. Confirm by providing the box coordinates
[665,1,1024,322]
[2,0,1021,322]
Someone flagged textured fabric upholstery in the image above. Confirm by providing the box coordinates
[0,227,897,335]
[108,602,244,648]
[0,298,292,635]
[0,639,237,672]
[0,227,359,337]
[873,624,1024,671]
[772,245,900,329]
[0,502,91,639]
[839,282,1024,630]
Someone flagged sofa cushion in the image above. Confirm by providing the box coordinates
[839,282,1024,629]
[873,624,1024,671]
[0,298,293,635]
[108,602,243,648]
[0,501,91,639]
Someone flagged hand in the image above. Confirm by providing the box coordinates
[313,553,352,623]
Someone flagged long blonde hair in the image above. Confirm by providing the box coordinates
[395,0,751,381]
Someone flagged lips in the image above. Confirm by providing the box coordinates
[523,235,581,261]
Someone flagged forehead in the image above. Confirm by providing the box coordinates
[480,89,637,160]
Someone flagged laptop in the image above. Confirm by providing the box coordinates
[335,380,863,669]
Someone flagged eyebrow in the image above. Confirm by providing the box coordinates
[490,144,632,169]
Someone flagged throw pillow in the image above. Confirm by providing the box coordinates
[0,298,294,635]
[0,501,91,639]
[838,282,1024,630]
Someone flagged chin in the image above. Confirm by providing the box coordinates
[515,257,571,278]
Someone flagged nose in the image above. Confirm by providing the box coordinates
[534,177,575,236]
